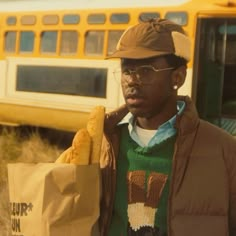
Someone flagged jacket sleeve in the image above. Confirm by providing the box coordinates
[228,137,236,236]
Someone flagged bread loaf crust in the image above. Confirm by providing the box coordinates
[55,106,105,165]
[87,106,105,164]
[70,128,91,165]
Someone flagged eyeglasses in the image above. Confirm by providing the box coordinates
[113,65,175,85]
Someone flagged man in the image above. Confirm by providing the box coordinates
[99,18,236,236]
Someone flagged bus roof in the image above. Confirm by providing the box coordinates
[0,0,190,12]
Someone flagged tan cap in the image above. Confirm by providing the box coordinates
[108,18,191,61]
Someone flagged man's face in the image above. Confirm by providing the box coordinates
[121,56,175,118]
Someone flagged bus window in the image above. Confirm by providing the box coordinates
[42,15,59,25]
[4,31,16,53]
[139,12,160,22]
[63,14,80,24]
[6,16,17,25]
[16,65,107,98]
[21,15,36,25]
[20,31,34,53]
[85,31,104,56]
[218,25,236,64]
[107,30,124,55]
[110,13,130,24]
[60,31,78,55]
[220,24,236,116]
[165,12,188,26]
[87,14,106,24]
[40,31,57,53]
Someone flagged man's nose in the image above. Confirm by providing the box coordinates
[126,72,142,85]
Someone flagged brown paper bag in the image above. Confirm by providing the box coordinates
[8,163,100,236]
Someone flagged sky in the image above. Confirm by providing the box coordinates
[0,0,189,11]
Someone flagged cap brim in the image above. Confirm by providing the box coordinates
[106,48,170,59]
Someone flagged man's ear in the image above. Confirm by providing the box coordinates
[171,66,186,90]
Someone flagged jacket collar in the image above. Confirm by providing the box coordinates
[104,104,129,135]
[175,96,200,136]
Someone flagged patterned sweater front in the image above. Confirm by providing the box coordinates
[108,125,176,236]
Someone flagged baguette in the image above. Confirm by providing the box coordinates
[87,106,105,164]
[70,128,91,165]
[55,147,72,163]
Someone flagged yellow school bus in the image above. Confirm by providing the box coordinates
[0,0,235,135]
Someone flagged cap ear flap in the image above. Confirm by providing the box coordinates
[172,31,191,61]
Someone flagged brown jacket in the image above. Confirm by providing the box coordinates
[99,96,236,236]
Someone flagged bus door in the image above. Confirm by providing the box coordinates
[193,17,236,136]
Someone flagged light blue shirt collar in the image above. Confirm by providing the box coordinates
[119,101,185,147]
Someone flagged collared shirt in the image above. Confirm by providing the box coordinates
[119,101,185,147]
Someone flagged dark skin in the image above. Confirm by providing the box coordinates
[121,56,186,130]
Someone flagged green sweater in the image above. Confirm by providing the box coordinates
[108,125,176,236]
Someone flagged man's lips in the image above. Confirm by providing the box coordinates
[124,87,145,105]
[126,94,145,105]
